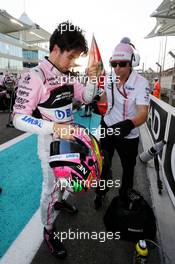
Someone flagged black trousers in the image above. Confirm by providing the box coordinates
[100,119,139,196]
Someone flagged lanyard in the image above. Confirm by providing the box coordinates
[116,83,128,99]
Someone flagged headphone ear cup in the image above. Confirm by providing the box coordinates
[131,52,140,67]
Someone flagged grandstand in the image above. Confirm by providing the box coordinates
[0,9,50,74]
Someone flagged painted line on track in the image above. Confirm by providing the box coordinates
[0,209,43,264]
[0,133,32,151]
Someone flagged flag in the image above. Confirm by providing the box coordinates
[87,35,105,88]
[87,35,107,116]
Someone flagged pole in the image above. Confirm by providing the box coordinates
[168,51,175,105]
[162,36,167,71]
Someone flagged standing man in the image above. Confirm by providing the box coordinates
[153,77,161,98]
[13,21,98,258]
[94,37,150,209]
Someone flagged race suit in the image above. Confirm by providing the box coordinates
[13,57,97,229]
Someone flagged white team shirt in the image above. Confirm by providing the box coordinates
[104,70,150,139]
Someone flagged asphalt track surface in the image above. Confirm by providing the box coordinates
[0,112,160,264]
[31,144,160,263]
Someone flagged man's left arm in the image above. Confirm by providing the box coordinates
[111,105,149,138]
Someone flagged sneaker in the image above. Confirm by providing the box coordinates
[44,228,67,259]
[94,194,105,210]
[54,200,78,214]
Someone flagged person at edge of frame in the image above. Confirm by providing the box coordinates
[94,37,150,209]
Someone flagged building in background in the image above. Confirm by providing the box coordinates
[145,0,175,106]
[0,9,50,74]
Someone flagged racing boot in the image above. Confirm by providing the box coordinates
[44,227,67,259]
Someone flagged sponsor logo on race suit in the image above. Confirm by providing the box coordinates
[21,115,43,128]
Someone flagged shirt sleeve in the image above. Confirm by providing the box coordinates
[136,79,150,105]
[13,70,43,116]
[13,114,54,135]
[13,70,54,135]
[73,81,86,103]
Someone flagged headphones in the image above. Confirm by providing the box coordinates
[129,42,140,67]
[131,52,140,67]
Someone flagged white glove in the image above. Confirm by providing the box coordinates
[83,83,97,103]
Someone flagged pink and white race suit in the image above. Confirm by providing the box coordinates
[13,58,97,229]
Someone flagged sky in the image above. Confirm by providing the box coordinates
[1,0,175,72]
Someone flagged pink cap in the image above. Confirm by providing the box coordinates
[111,37,134,61]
